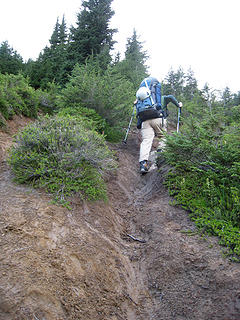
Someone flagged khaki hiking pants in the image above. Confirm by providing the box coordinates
[139,117,167,162]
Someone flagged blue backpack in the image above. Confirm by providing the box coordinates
[135,77,162,121]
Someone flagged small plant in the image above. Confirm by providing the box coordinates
[0,73,39,121]
[57,106,124,143]
[163,110,240,257]
[57,62,134,140]
[0,112,6,128]
[8,115,117,204]
[57,106,107,134]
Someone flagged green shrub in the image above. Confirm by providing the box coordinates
[103,124,124,143]
[0,73,39,123]
[57,60,135,138]
[163,110,240,256]
[37,82,60,115]
[0,112,6,128]
[57,106,107,134]
[57,106,124,142]
[8,115,117,204]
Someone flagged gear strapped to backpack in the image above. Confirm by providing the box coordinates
[135,77,162,122]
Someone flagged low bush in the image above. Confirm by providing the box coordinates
[163,111,240,257]
[0,73,39,123]
[37,82,60,115]
[57,106,107,134]
[57,106,124,143]
[0,74,58,129]
[57,60,135,141]
[8,115,117,204]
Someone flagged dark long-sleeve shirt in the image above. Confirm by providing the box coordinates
[162,95,180,108]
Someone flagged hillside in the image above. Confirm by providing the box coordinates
[0,116,240,320]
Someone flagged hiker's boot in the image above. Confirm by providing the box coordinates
[139,160,148,174]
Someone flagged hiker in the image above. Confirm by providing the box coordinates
[134,76,182,174]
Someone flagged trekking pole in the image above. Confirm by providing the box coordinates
[177,106,181,133]
[123,104,135,144]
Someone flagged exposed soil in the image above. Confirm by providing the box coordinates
[0,116,240,320]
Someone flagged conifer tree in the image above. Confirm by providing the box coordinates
[59,15,68,45]
[183,68,198,100]
[221,86,232,107]
[162,67,184,97]
[49,18,60,48]
[232,91,240,107]
[27,16,69,88]
[113,29,149,89]
[68,0,117,69]
[201,83,217,114]
[0,41,24,74]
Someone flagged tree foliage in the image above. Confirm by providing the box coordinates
[162,67,185,97]
[0,73,38,124]
[0,73,58,128]
[113,29,149,89]
[26,17,69,88]
[58,57,134,129]
[2,1,240,257]
[68,0,117,70]
[0,41,24,75]
[25,0,117,89]
[161,73,240,257]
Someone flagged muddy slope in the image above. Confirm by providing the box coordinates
[0,117,240,320]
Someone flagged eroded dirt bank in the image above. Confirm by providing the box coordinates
[0,116,240,320]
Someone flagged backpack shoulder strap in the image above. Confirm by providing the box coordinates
[144,79,154,105]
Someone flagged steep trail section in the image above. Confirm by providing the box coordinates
[116,131,240,320]
[0,117,240,320]
[0,117,142,320]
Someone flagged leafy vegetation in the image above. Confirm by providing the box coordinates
[0,73,39,123]
[113,29,149,89]
[8,115,117,205]
[0,41,24,75]
[0,73,58,127]
[68,0,116,70]
[57,60,135,141]
[1,0,240,257]
[57,106,107,134]
[1,0,147,205]
[162,77,240,257]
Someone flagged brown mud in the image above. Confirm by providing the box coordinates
[0,116,240,320]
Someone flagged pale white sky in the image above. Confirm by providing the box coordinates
[0,0,239,93]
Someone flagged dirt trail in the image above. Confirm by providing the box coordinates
[0,116,240,320]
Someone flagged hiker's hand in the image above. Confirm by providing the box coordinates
[179,102,183,108]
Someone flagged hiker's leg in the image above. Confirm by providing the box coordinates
[139,120,155,162]
[151,118,167,150]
